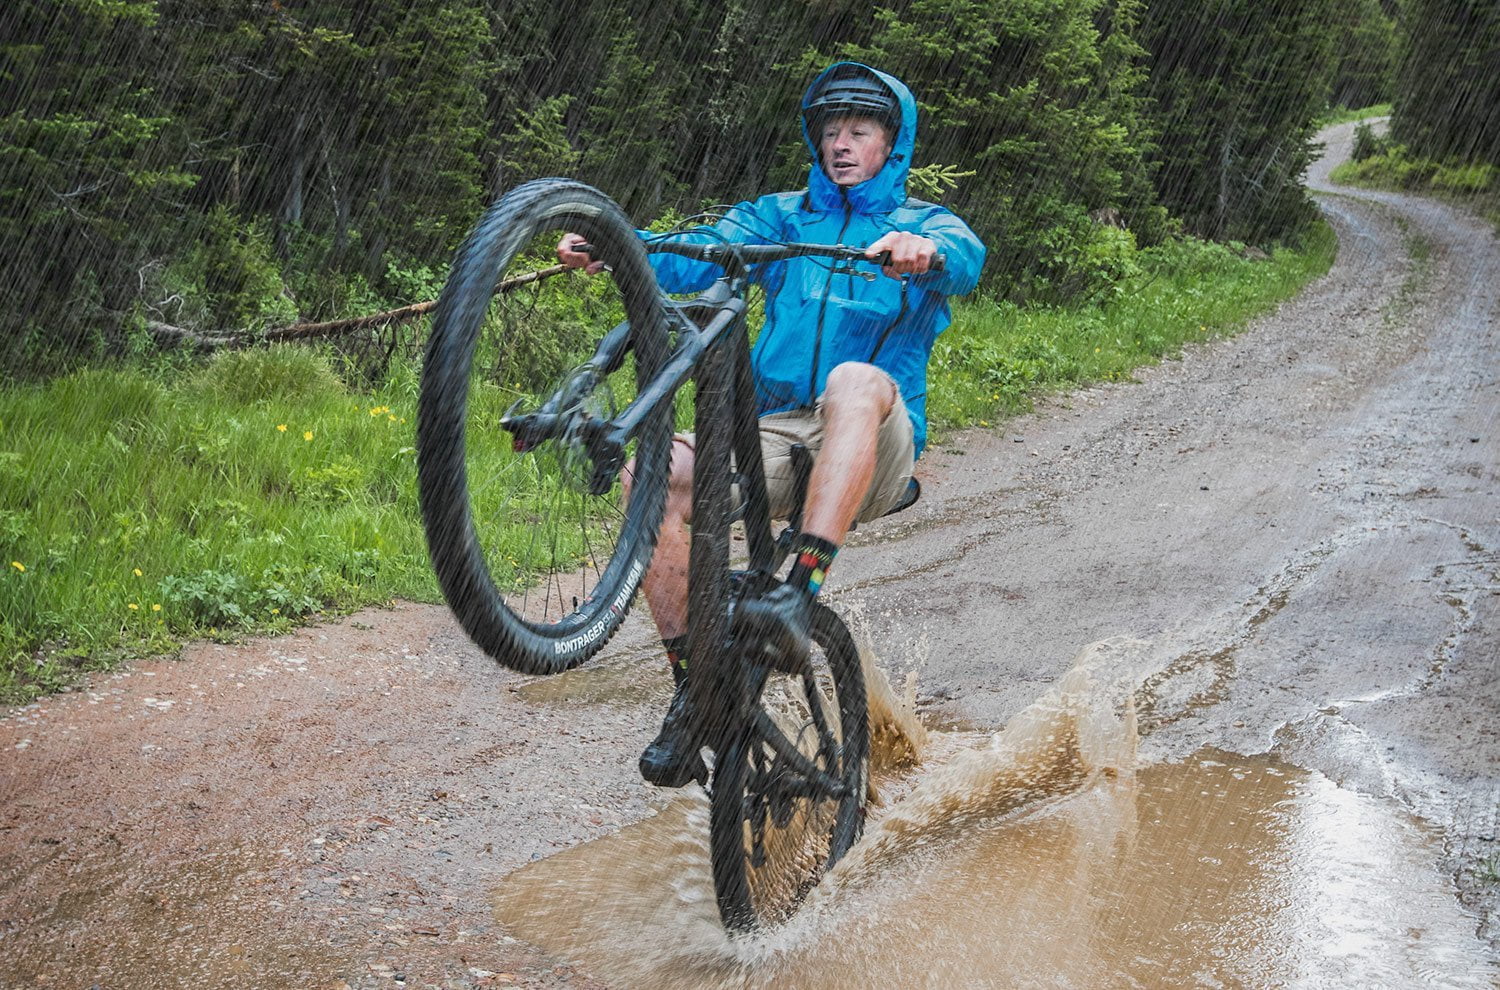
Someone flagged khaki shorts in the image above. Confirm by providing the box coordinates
[680,382,916,524]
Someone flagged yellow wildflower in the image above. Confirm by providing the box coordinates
[151,603,162,612]
[10,561,24,573]
[127,602,139,610]
[304,431,314,441]
[133,568,142,577]
[270,608,280,615]
[387,414,397,423]
[277,423,288,432]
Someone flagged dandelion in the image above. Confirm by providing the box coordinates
[133,568,142,577]
[127,602,139,611]
[387,414,397,423]
[270,608,281,615]
[304,430,314,441]
[277,423,288,432]
[10,561,23,573]
[152,603,161,612]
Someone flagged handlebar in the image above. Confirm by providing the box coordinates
[575,239,945,273]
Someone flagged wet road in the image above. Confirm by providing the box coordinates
[833,118,1500,947]
[1,123,1497,987]
[498,647,1493,987]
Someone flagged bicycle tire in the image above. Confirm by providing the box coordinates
[418,179,673,674]
[708,603,870,932]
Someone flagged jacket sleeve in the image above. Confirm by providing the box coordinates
[910,208,986,297]
[639,196,788,294]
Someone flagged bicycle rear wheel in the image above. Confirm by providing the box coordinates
[709,603,869,932]
[418,179,673,674]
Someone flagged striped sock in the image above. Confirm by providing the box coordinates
[663,635,689,675]
[786,534,839,596]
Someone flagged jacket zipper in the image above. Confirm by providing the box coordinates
[868,277,909,363]
[809,189,853,405]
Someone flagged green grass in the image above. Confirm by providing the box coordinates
[1,226,1337,703]
[0,348,447,699]
[1317,103,1392,127]
[1332,142,1500,229]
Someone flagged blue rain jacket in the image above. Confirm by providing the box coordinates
[643,62,986,456]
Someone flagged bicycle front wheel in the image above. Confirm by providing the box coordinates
[709,603,870,932]
[418,179,673,674]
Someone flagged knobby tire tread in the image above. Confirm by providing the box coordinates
[708,604,869,933]
[417,180,672,675]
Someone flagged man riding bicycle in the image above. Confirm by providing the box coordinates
[557,62,985,788]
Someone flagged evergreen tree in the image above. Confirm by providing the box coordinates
[1139,0,1338,243]
[1392,0,1500,165]
[853,0,1162,301]
[0,0,194,368]
[1330,0,1399,109]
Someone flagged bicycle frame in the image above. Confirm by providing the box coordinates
[501,238,900,761]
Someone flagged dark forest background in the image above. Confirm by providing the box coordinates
[2,0,1493,375]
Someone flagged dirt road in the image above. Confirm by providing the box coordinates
[2,123,1496,988]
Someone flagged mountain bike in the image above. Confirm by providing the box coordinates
[417,178,925,931]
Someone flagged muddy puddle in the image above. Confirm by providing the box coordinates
[495,640,1495,989]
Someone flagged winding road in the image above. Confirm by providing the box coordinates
[2,122,1496,988]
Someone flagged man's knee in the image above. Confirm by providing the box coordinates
[623,437,694,513]
[825,361,896,413]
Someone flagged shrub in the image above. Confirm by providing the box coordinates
[185,347,346,406]
[1352,121,1388,162]
[159,207,298,332]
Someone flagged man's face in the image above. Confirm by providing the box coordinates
[818,115,892,187]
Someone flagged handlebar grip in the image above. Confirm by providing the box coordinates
[869,250,946,273]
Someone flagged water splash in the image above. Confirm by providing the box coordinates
[493,635,1494,987]
[492,637,1144,984]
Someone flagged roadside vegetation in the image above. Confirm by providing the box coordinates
[1331,123,1500,228]
[9,0,1493,700]
[0,227,1335,702]
[1317,103,1392,128]
[929,227,1336,429]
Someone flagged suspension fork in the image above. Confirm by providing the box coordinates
[729,310,779,575]
[685,313,741,750]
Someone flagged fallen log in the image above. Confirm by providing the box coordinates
[146,263,572,350]
[259,263,571,343]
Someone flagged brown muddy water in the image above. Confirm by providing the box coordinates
[495,641,1495,989]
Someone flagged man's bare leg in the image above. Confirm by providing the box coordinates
[737,361,898,664]
[800,361,898,543]
[636,438,694,641]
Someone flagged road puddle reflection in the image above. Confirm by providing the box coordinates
[495,640,1494,988]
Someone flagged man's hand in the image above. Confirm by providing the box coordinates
[866,231,937,280]
[557,233,605,275]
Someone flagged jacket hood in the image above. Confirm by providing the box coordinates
[801,62,916,213]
